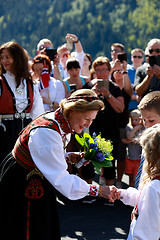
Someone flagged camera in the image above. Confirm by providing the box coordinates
[117,53,127,62]
[149,55,160,66]
[45,49,57,61]
[69,84,76,92]
[97,79,109,90]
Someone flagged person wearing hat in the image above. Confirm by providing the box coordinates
[0,89,117,240]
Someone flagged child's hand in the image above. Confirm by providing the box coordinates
[115,189,121,200]
[134,124,144,131]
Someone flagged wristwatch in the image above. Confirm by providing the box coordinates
[107,93,112,99]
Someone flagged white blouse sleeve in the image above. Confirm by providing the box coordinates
[30,84,45,119]
[132,181,160,240]
[28,127,90,200]
[74,50,84,71]
[120,187,140,207]
[55,81,65,103]
[49,78,65,103]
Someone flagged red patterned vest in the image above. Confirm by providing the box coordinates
[12,114,61,171]
[0,75,33,113]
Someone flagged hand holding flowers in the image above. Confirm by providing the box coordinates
[75,132,113,174]
[66,152,85,164]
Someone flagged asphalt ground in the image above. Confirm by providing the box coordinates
[57,173,133,240]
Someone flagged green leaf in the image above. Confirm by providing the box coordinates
[92,159,113,168]
[83,132,91,139]
[75,134,85,147]
[105,155,114,161]
[92,161,101,175]
[101,160,113,167]
[84,149,96,160]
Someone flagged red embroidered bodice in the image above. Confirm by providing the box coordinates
[12,115,61,171]
[0,75,33,113]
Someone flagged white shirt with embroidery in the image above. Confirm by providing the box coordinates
[4,71,44,119]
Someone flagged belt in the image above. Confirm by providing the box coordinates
[0,113,31,121]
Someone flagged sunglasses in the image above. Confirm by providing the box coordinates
[61,53,70,58]
[111,49,121,53]
[39,46,45,51]
[149,48,160,54]
[133,56,143,59]
[39,46,52,51]
[114,69,123,73]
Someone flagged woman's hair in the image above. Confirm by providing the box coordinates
[111,71,115,82]
[60,89,104,119]
[32,54,52,74]
[140,124,160,180]
[0,41,31,87]
[110,69,123,83]
[85,53,92,69]
[66,57,80,70]
[92,56,111,71]
[89,68,96,80]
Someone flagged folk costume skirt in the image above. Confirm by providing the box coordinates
[0,154,61,240]
[0,117,32,163]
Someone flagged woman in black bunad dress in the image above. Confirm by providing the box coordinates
[0,89,117,240]
[0,41,44,162]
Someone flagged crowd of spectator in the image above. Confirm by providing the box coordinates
[1,34,160,239]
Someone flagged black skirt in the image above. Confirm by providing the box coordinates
[0,118,32,163]
[0,154,61,240]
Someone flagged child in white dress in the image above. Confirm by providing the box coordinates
[117,124,160,240]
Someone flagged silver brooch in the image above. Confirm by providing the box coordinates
[15,87,24,95]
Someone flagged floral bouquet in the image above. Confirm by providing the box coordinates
[75,132,113,174]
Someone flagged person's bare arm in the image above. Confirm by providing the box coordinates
[101,88,124,113]
[127,125,143,141]
[92,81,125,113]
[135,66,154,97]
[53,54,63,81]
[122,61,133,97]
